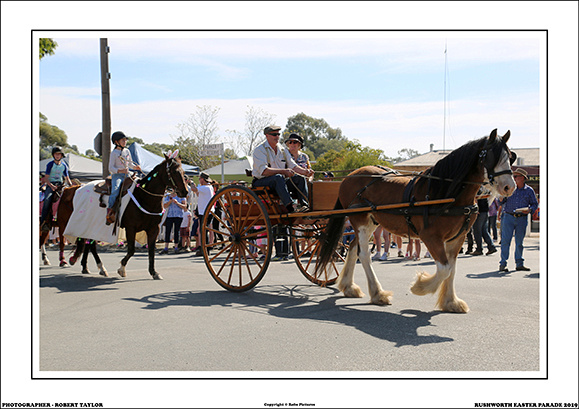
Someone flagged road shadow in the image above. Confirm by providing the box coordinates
[124,285,454,348]
[466,270,540,279]
[39,271,150,293]
[466,270,513,279]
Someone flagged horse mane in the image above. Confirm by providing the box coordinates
[416,136,489,200]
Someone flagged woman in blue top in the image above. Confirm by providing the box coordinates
[41,146,71,227]
[159,190,188,254]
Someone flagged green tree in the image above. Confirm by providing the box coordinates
[284,113,347,158]
[387,148,421,164]
[40,113,68,149]
[223,148,238,160]
[39,38,58,59]
[312,141,391,175]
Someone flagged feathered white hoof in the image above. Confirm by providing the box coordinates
[340,283,364,298]
[152,273,163,280]
[440,298,469,313]
[370,290,393,305]
[43,259,51,266]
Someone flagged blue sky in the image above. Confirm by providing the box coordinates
[38,34,542,158]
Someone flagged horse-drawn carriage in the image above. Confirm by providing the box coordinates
[197,129,517,313]
[44,129,516,313]
[198,178,455,292]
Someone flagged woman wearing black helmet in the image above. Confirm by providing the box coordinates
[40,146,72,228]
[106,131,141,224]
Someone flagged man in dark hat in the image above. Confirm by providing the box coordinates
[498,168,538,272]
[252,126,314,213]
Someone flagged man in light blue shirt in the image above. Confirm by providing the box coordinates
[498,168,539,272]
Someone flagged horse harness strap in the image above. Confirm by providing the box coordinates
[347,169,399,210]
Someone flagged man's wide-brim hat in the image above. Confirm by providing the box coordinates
[264,125,281,135]
[200,172,213,183]
[513,168,528,179]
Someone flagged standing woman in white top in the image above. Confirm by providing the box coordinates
[190,172,215,256]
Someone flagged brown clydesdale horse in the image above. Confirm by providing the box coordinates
[315,129,516,313]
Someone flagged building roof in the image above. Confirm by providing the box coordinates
[393,147,539,171]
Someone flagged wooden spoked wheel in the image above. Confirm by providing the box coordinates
[201,185,273,292]
[290,223,353,286]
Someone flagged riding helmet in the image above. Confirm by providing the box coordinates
[111,131,128,144]
[51,146,64,158]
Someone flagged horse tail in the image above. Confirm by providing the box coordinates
[315,198,346,276]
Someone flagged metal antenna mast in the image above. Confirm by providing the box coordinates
[443,41,447,152]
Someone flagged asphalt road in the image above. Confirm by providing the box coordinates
[38,235,541,374]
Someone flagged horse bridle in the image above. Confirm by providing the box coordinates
[136,159,184,197]
[479,139,517,185]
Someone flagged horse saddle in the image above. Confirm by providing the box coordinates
[95,176,134,208]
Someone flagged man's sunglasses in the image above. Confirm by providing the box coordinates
[268,133,280,136]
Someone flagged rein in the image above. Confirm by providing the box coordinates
[130,158,184,215]
[127,190,165,216]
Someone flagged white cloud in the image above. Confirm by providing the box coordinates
[40,87,539,159]
[53,36,539,71]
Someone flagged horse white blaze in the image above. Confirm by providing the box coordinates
[490,150,516,197]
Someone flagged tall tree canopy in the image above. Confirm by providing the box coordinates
[40,113,68,147]
[284,113,347,158]
[39,38,58,59]
[312,141,391,175]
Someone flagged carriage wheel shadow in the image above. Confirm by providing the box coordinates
[123,285,454,348]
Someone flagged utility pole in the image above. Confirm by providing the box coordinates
[100,38,111,177]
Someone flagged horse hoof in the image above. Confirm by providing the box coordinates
[69,257,77,265]
[371,290,393,305]
[152,273,163,280]
[340,283,365,298]
[43,260,51,266]
[59,261,69,267]
[117,267,126,278]
[99,270,109,277]
[82,268,90,274]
